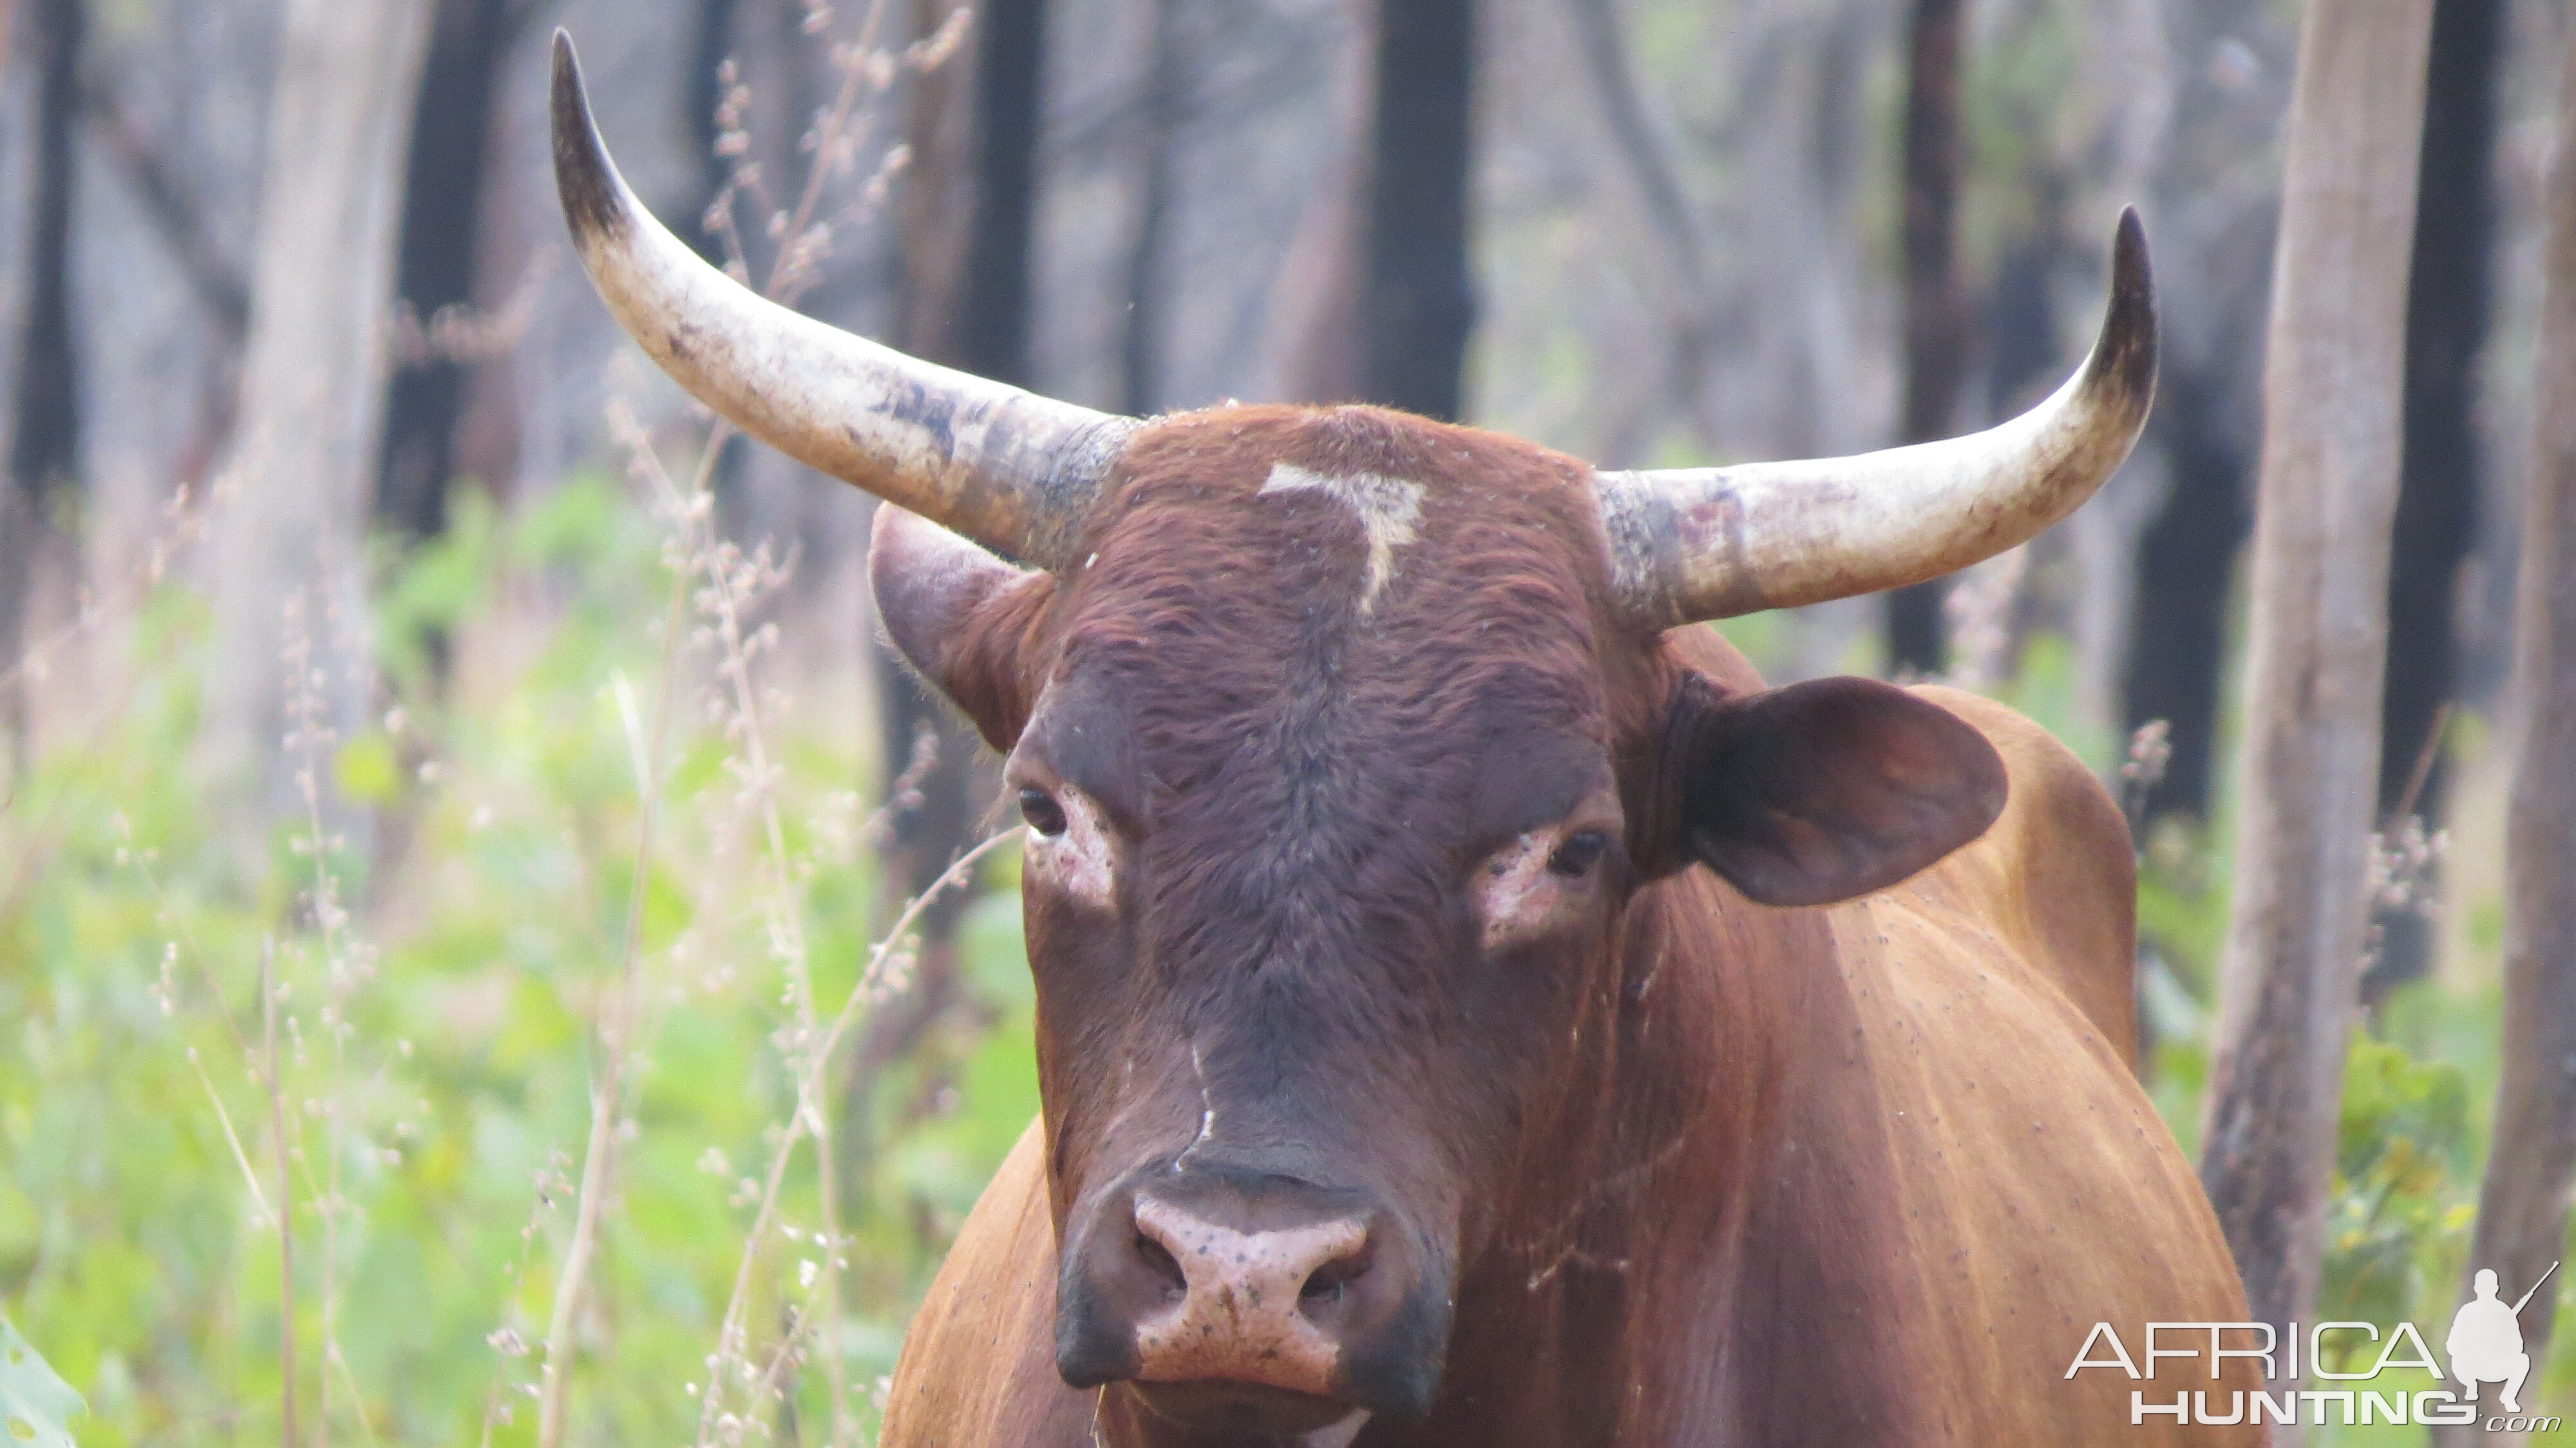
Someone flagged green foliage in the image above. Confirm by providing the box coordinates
[0,1313,84,1448]
[2318,1036,2474,1357]
[0,470,1039,1446]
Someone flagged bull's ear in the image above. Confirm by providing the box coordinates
[1667,675,2006,908]
[869,505,1048,750]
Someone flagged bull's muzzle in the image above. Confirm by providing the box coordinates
[1056,1163,1450,1431]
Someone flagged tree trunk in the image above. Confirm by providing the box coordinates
[2367,0,2499,1002]
[1884,0,1967,680]
[2196,0,2433,1402]
[1361,0,1474,422]
[1264,81,1367,408]
[374,0,515,548]
[2436,32,2576,1448]
[1117,0,1185,416]
[2117,0,2294,828]
[205,0,435,809]
[2123,370,2257,821]
[1563,0,1718,453]
[3,0,83,761]
[960,0,1044,391]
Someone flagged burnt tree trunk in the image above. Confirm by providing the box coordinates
[1884,0,1968,680]
[3,0,82,757]
[1118,0,1185,415]
[374,0,516,547]
[2367,0,2499,1002]
[1360,0,1474,422]
[848,0,1048,1156]
[2197,1,2432,1393]
[2123,370,2256,822]
[2116,0,2291,829]
[2438,35,2576,1448]
[960,0,1043,392]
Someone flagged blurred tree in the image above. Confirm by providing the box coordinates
[3,0,82,762]
[2367,0,2499,1002]
[374,0,526,548]
[1362,0,1474,421]
[849,0,1048,1159]
[2123,372,2255,821]
[1564,0,1719,456]
[2119,4,2293,826]
[205,0,435,810]
[1119,0,1186,415]
[2441,32,2576,1448]
[1885,0,1967,680]
[1265,90,1366,408]
[2198,0,2432,1363]
[77,57,252,483]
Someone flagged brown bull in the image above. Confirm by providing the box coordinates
[551,33,2261,1445]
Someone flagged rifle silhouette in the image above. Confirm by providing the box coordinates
[2512,1261,2561,1317]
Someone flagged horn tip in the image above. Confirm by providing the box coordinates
[2087,205,2156,408]
[2111,205,2150,303]
[550,30,626,248]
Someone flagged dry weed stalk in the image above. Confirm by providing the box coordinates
[0,470,224,813]
[2119,718,2173,844]
[263,938,298,1448]
[283,582,390,1448]
[2357,703,2453,977]
[531,416,712,1448]
[691,828,1015,1445]
[533,7,980,1445]
[1942,544,2029,694]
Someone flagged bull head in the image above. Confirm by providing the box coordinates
[553,30,2153,1440]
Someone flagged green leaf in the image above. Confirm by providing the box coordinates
[335,729,404,805]
[0,1313,84,1448]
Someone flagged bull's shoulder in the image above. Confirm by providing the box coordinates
[1902,684,2139,1066]
[880,1118,1098,1447]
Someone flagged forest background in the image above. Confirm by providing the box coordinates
[0,0,2568,1443]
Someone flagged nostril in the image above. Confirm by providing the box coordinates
[1296,1243,1369,1313]
[1133,1230,1187,1300]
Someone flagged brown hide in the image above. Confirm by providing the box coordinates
[880,678,2257,1447]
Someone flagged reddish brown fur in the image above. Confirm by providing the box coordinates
[875,404,2258,1446]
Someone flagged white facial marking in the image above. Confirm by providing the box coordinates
[1258,462,1425,614]
[1023,786,1117,909]
[1475,829,1578,951]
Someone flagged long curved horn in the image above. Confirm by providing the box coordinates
[549,31,1134,570]
[1595,208,2156,629]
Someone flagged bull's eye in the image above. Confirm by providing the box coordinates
[1548,830,1609,877]
[1019,787,1069,837]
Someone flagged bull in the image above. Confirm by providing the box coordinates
[551,33,2261,1446]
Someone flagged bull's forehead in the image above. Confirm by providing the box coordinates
[1029,405,1620,843]
[1059,408,1611,719]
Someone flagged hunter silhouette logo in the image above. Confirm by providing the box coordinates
[2450,1262,2557,1415]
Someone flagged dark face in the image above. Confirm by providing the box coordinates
[875,405,2007,1438]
